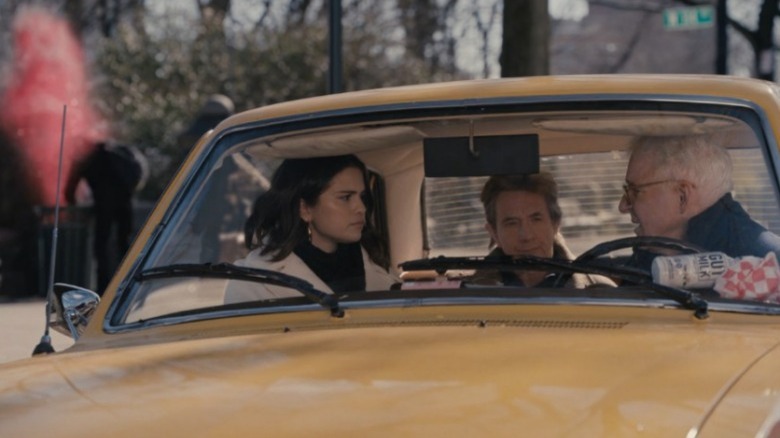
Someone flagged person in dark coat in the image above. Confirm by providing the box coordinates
[619,134,780,272]
[65,142,145,294]
[177,94,235,262]
[176,94,235,153]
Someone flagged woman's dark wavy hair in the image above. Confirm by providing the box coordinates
[244,154,389,269]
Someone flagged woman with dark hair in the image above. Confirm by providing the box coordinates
[224,155,397,302]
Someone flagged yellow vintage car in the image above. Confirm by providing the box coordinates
[5,75,780,437]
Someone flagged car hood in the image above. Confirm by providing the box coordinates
[3,309,780,437]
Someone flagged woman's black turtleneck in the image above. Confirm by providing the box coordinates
[293,241,366,292]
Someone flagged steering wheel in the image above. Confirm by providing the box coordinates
[554,236,708,287]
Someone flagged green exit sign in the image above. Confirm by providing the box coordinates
[663,6,714,30]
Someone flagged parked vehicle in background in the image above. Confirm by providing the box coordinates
[4,75,780,436]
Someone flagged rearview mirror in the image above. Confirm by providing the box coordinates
[423,134,539,177]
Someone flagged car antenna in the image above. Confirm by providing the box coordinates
[32,104,67,356]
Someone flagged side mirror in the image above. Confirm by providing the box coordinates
[50,283,100,340]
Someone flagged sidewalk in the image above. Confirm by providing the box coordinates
[0,297,74,364]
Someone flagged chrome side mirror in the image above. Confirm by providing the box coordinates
[50,283,100,340]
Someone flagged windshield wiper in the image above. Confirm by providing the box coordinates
[400,255,708,319]
[136,263,344,317]
[401,255,649,282]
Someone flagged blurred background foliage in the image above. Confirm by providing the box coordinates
[90,1,471,199]
[0,0,777,200]
[0,0,473,200]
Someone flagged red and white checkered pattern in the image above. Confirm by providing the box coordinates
[714,252,780,302]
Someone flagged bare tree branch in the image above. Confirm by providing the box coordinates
[729,15,756,48]
[253,0,273,32]
[472,0,498,78]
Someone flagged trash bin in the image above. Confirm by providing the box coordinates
[35,206,93,296]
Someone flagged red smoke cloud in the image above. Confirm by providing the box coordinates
[0,7,108,206]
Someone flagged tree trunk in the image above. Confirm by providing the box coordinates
[500,0,549,77]
[755,0,777,81]
[715,0,728,74]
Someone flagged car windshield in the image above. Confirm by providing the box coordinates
[111,98,780,326]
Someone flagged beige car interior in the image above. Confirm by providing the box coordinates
[238,111,763,270]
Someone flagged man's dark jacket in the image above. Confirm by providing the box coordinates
[629,193,780,271]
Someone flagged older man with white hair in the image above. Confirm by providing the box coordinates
[618,135,780,271]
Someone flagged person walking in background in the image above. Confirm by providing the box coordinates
[177,94,236,262]
[65,141,146,294]
[177,94,235,153]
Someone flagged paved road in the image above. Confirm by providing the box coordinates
[0,298,74,364]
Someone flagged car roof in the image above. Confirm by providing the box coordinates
[219,74,780,130]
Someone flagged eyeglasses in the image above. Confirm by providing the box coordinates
[622,179,679,204]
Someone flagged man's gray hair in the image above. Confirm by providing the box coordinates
[631,135,733,205]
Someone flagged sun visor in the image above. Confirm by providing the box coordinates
[423,134,539,177]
